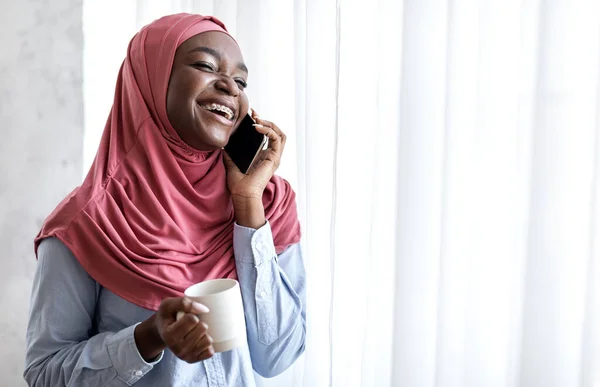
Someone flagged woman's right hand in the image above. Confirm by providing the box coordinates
[135,297,214,363]
[156,297,215,363]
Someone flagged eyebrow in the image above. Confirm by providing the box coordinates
[188,46,248,73]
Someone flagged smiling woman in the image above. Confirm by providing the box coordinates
[166,31,250,150]
[23,13,305,387]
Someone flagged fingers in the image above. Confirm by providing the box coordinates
[253,118,286,147]
[251,115,286,161]
[197,343,216,361]
[177,321,214,363]
[156,297,215,363]
[164,313,201,349]
[252,111,286,146]
[158,297,209,335]
[158,297,209,323]
[252,123,281,155]
[156,297,214,363]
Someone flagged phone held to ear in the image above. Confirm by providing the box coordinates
[224,113,268,174]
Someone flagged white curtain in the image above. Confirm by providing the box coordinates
[83,1,600,386]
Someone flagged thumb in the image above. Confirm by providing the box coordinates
[182,297,210,314]
[159,297,209,322]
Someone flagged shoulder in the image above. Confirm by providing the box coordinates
[38,237,77,265]
[36,237,96,284]
[38,236,73,257]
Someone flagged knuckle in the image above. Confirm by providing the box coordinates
[184,314,199,324]
[170,344,184,354]
[158,297,173,312]
[163,333,177,345]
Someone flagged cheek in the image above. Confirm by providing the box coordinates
[166,75,197,117]
[239,94,250,116]
[166,75,184,110]
[165,86,178,126]
[166,82,195,134]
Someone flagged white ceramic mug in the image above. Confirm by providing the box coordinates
[176,278,247,353]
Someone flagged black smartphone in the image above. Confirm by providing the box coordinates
[224,113,268,174]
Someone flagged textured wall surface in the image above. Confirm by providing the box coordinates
[0,0,83,385]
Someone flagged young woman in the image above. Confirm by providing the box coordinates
[24,13,305,387]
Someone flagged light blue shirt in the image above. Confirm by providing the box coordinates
[24,223,306,387]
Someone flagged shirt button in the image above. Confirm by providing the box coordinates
[260,290,267,298]
[134,370,143,377]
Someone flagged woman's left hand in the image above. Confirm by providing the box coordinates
[224,111,286,228]
[224,112,286,199]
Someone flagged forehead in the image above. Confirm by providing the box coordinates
[176,31,244,62]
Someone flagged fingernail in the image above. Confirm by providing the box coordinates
[191,302,210,314]
[252,124,265,128]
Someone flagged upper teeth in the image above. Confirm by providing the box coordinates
[202,103,234,120]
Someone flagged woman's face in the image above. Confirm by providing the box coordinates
[167,31,249,151]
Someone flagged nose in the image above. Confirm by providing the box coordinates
[215,75,239,97]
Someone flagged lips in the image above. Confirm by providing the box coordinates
[198,104,235,126]
[197,99,237,121]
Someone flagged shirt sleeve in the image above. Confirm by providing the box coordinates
[23,237,163,387]
[233,222,306,378]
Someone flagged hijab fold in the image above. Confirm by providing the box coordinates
[35,14,301,311]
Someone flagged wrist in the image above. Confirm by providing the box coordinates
[232,197,266,229]
[134,315,165,362]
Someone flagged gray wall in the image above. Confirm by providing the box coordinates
[0,0,83,385]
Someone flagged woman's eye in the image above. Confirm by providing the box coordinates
[235,79,247,89]
[193,62,215,71]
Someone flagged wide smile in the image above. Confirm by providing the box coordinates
[199,102,235,121]
[198,102,235,124]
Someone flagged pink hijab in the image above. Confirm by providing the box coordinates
[35,14,301,311]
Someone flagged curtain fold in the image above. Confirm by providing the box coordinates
[83,1,600,386]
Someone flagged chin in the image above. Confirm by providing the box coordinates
[202,131,232,150]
